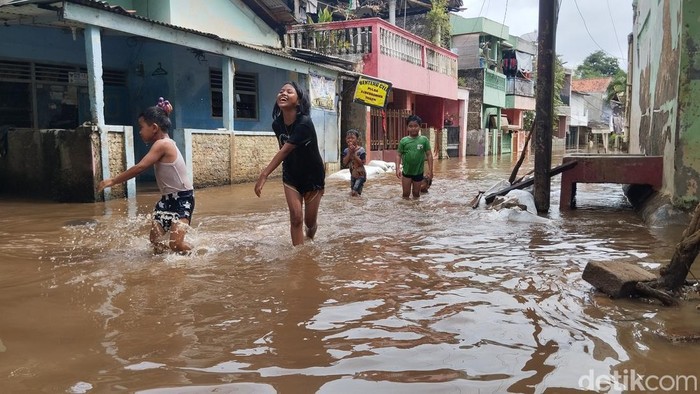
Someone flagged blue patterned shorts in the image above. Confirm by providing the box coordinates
[153,190,195,232]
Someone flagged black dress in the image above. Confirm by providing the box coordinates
[272,114,325,194]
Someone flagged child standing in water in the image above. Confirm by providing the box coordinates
[396,114,434,199]
[254,81,325,246]
[97,98,194,254]
[341,129,367,197]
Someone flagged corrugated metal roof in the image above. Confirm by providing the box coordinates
[0,0,358,76]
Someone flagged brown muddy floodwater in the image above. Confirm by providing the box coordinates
[1,155,700,394]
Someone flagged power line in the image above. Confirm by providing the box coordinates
[606,0,626,60]
[571,0,625,62]
[470,0,487,34]
[476,0,486,17]
[500,0,509,39]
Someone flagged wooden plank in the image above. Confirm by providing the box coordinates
[583,261,657,298]
[483,160,578,204]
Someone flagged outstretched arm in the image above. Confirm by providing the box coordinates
[97,140,167,192]
[254,142,295,197]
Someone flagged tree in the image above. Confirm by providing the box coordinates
[553,55,565,111]
[606,69,627,102]
[530,55,565,124]
[575,50,622,79]
[426,0,450,48]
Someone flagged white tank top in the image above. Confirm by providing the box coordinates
[154,139,193,195]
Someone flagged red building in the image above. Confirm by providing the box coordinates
[285,18,460,161]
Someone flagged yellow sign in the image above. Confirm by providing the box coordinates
[353,76,392,109]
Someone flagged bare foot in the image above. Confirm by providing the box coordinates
[305,224,317,240]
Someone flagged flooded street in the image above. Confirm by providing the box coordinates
[1,155,699,393]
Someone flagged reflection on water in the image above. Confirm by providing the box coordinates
[1,155,699,393]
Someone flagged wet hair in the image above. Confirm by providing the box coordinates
[406,114,422,125]
[139,106,172,132]
[272,81,311,120]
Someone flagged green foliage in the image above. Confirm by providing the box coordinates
[426,0,450,47]
[317,6,333,23]
[674,195,699,211]
[531,55,566,130]
[523,111,535,131]
[457,77,467,87]
[306,7,344,53]
[575,50,623,78]
[606,70,627,102]
[553,55,565,110]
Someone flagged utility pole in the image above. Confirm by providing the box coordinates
[534,0,558,213]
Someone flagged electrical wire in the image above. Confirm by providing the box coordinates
[572,0,625,62]
[606,0,626,60]
[476,0,486,17]
[499,0,509,39]
[470,0,488,34]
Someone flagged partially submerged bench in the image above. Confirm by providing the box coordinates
[559,154,663,210]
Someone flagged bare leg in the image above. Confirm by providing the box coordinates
[169,218,192,254]
[150,221,168,254]
[303,189,324,240]
[401,176,413,199]
[411,180,422,198]
[284,185,305,246]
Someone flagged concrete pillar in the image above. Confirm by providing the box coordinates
[389,0,396,25]
[223,58,235,131]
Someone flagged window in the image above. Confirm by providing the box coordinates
[210,69,223,117]
[0,60,32,128]
[0,59,127,129]
[235,73,258,120]
[210,69,258,120]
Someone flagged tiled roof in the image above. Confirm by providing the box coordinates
[571,77,612,93]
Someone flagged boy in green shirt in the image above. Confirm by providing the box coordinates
[395,114,434,199]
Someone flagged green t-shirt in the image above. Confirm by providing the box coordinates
[398,135,430,176]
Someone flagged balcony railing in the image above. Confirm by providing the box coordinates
[285,18,457,79]
[506,77,534,97]
[485,68,506,90]
[380,27,422,66]
[285,24,373,56]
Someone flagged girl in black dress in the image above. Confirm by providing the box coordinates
[254,81,325,246]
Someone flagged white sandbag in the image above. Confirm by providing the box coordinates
[327,169,351,181]
[490,208,551,224]
[327,165,392,181]
[367,160,395,172]
[504,189,537,214]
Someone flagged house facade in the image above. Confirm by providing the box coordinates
[450,15,535,156]
[566,91,590,151]
[285,17,460,162]
[628,0,700,206]
[570,77,615,152]
[0,0,350,201]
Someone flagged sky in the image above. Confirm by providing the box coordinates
[455,0,634,70]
